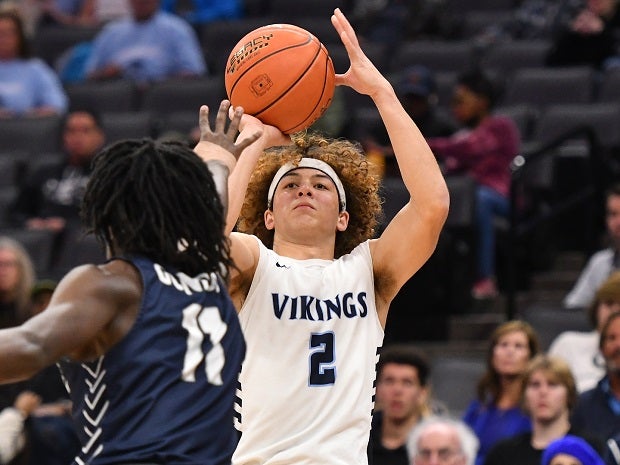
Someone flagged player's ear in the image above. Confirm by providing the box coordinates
[336,211,349,232]
[264,209,275,230]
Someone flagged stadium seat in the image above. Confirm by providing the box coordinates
[388,40,478,74]
[502,66,595,109]
[65,80,138,113]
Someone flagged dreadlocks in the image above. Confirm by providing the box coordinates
[81,138,232,279]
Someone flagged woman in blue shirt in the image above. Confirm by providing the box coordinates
[0,9,68,117]
[463,320,540,465]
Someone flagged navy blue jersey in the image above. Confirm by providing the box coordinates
[58,256,245,465]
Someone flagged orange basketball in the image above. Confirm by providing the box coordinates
[224,24,336,134]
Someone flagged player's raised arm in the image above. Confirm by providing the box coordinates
[331,8,449,308]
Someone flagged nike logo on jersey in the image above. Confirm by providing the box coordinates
[275,262,290,269]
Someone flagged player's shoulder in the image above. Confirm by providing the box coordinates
[60,260,142,299]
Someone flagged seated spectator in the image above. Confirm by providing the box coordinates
[36,0,130,27]
[160,0,241,33]
[407,416,480,465]
[426,70,520,299]
[550,271,620,392]
[0,237,35,330]
[369,344,446,465]
[543,435,606,465]
[463,320,540,465]
[362,65,457,178]
[484,355,604,465]
[565,183,620,309]
[473,0,582,44]
[546,0,620,69]
[0,391,40,465]
[0,8,68,117]
[8,109,105,240]
[84,0,206,84]
[571,311,620,441]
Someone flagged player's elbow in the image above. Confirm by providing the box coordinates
[425,185,450,229]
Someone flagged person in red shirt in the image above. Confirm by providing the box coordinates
[427,70,520,300]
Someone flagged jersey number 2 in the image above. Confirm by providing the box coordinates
[309,332,336,386]
[181,304,227,385]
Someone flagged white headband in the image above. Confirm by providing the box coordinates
[267,158,347,212]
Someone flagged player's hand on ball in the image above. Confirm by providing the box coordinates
[238,113,291,151]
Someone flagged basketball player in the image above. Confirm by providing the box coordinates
[193,8,449,465]
[0,101,260,465]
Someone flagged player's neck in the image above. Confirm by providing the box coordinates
[272,237,335,260]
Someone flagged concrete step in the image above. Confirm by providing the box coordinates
[448,312,505,342]
[553,251,586,271]
[529,269,579,292]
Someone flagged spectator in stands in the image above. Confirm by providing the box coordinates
[426,70,520,300]
[565,184,620,309]
[570,310,620,441]
[407,416,480,465]
[8,109,105,241]
[484,354,604,465]
[362,65,457,178]
[37,0,130,27]
[84,0,206,84]
[472,0,582,44]
[463,320,539,465]
[0,237,35,330]
[550,271,620,393]
[0,390,40,465]
[0,8,68,117]
[546,0,620,69]
[543,435,606,465]
[369,344,444,465]
[160,0,241,34]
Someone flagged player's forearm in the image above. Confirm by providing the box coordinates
[0,328,50,384]
[224,138,266,234]
[205,160,231,218]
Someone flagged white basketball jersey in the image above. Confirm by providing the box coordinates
[233,237,384,465]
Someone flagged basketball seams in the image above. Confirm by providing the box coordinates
[283,50,334,133]
[227,35,316,102]
[254,40,323,129]
[224,24,335,134]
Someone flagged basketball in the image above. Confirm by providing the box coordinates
[224,24,336,134]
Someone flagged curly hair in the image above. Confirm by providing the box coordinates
[237,131,382,258]
[81,138,233,279]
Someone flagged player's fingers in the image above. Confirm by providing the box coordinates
[227,106,244,138]
[236,129,263,152]
[215,100,231,133]
[198,105,210,138]
[333,8,359,48]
